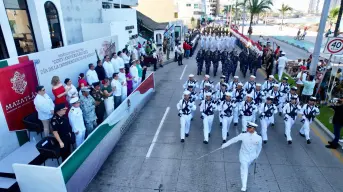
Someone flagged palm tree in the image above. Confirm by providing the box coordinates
[247,0,273,29]
[278,3,293,30]
[191,17,195,28]
[334,0,343,37]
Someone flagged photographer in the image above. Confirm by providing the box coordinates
[326,96,343,149]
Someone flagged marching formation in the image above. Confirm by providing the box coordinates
[177,74,320,145]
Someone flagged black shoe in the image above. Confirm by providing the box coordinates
[288,140,292,144]
[299,132,305,137]
[208,133,211,138]
[242,131,247,133]
[284,134,286,137]
[234,123,238,126]
[181,139,185,143]
[325,144,338,149]
[220,122,222,126]
[279,112,282,116]
[271,123,275,127]
[203,141,208,144]
[160,65,163,68]
[328,141,333,145]
[307,139,311,144]
[223,140,226,143]
[191,118,193,121]
[185,133,189,137]
[263,140,267,144]
[227,132,229,137]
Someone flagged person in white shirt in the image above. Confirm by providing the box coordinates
[277,52,288,81]
[68,98,86,147]
[118,67,128,101]
[296,68,308,95]
[33,86,55,136]
[111,73,122,109]
[221,122,262,192]
[121,49,131,69]
[132,45,139,60]
[86,64,99,86]
[130,60,139,90]
[64,78,78,102]
[117,51,125,69]
[103,55,114,79]
[111,52,121,73]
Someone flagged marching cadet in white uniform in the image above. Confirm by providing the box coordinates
[183,74,199,89]
[200,92,217,144]
[233,82,245,126]
[283,95,301,144]
[185,85,198,119]
[283,86,299,104]
[228,76,240,92]
[199,82,216,101]
[267,84,283,125]
[252,83,265,122]
[262,75,275,93]
[243,75,256,94]
[216,83,228,126]
[221,122,262,192]
[259,96,278,144]
[199,74,213,90]
[218,92,236,143]
[177,91,197,142]
[299,97,320,144]
[68,98,86,147]
[215,75,228,91]
[240,94,257,132]
[278,77,290,115]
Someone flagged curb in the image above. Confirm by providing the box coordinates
[272,36,311,53]
[313,118,335,139]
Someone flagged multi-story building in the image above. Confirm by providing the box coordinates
[203,0,218,16]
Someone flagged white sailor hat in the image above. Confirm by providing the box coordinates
[246,94,253,98]
[291,86,298,90]
[204,82,211,87]
[220,75,226,79]
[256,83,262,87]
[283,76,289,80]
[189,74,195,77]
[205,74,210,78]
[70,97,80,104]
[281,52,286,55]
[247,122,258,128]
[273,84,279,87]
[234,76,239,79]
[269,75,274,79]
[238,82,243,86]
[183,90,191,95]
[221,83,228,87]
[291,95,298,100]
[205,92,212,97]
[225,92,232,97]
[250,75,256,79]
[267,96,274,100]
[309,96,316,101]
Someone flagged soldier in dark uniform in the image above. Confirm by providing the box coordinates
[239,49,248,78]
[212,49,220,77]
[230,49,239,77]
[51,104,73,162]
[205,50,212,75]
[196,49,205,75]
[221,49,228,77]
[91,82,106,125]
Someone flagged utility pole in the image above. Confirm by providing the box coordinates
[242,2,246,34]
[309,0,331,75]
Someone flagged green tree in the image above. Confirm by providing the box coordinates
[247,0,273,31]
[334,0,343,37]
[278,3,293,30]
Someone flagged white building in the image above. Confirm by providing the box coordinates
[176,0,204,26]
[203,0,218,16]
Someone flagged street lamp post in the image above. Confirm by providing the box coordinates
[309,0,331,75]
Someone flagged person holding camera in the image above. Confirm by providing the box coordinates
[326,97,343,149]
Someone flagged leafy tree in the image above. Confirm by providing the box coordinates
[278,3,293,30]
[334,0,343,37]
[247,0,273,32]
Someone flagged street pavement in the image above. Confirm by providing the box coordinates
[86,51,343,192]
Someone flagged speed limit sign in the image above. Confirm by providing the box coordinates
[324,37,343,55]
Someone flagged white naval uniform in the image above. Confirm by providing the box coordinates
[199,89,216,101]
[68,106,86,147]
[283,103,301,141]
[267,90,283,122]
[130,65,139,90]
[199,80,213,90]
[240,101,257,132]
[277,56,288,81]
[218,100,236,140]
[221,132,262,191]
[200,100,217,142]
[86,69,99,86]
[215,82,228,91]
[228,81,239,92]
[183,80,199,89]
[278,82,290,107]
[299,104,320,140]
[252,90,265,122]
[283,93,299,104]
[232,89,246,123]
[182,91,198,119]
[243,81,256,94]
[216,89,227,123]
[262,81,273,93]
[177,99,196,139]
[259,103,278,141]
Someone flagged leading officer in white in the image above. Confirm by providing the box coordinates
[221,122,262,192]
[68,97,86,147]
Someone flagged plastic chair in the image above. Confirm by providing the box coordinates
[36,137,61,166]
[22,112,43,141]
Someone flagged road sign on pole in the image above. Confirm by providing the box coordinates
[323,37,343,55]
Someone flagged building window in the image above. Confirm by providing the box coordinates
[194,4,199,8]
[44,1,63,49]
[186,4,191,7]
[0,26,9,60]
[4,0,37,56]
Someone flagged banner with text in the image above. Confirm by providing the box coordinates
[28,36,118,99]
[0,61,38,131]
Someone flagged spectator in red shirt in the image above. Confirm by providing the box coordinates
[183,41,192,59]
